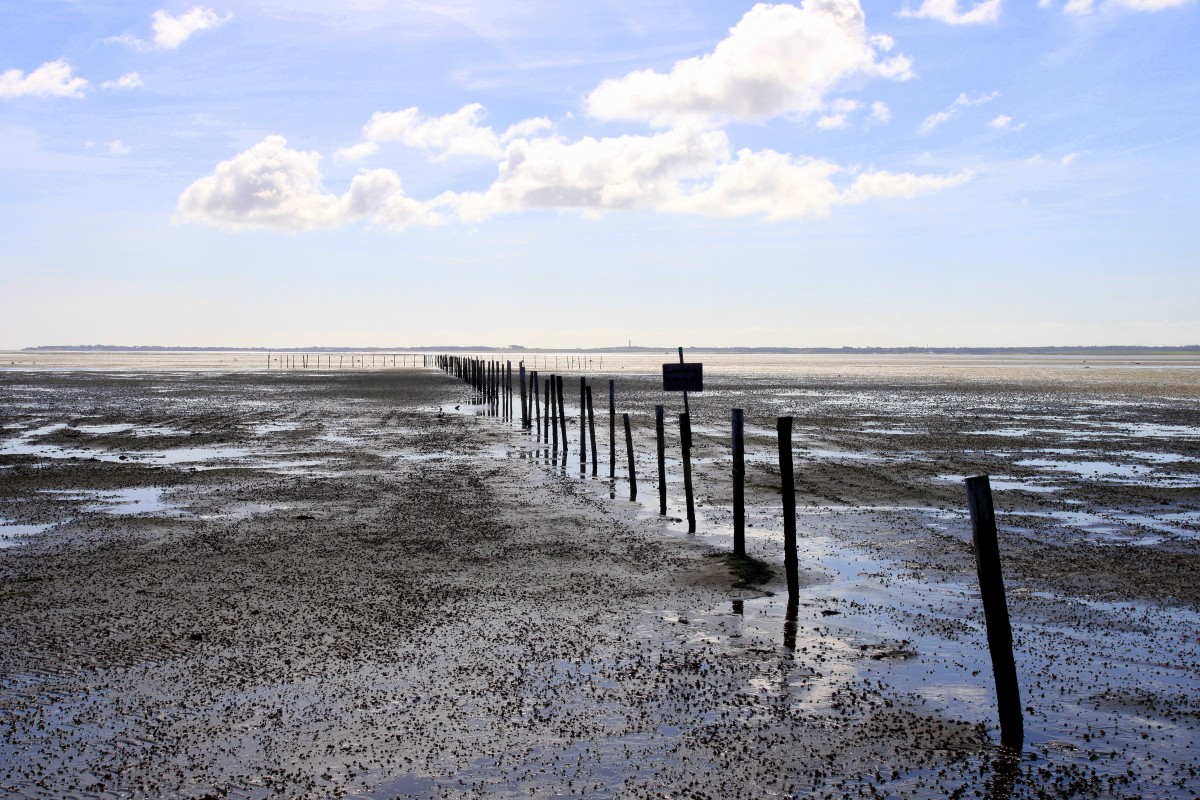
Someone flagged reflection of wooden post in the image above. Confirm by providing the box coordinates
[680,413,696,533]
[608,380,616,479]
[623,413,636,501]
[586,387,597,476]
[732,408,745,557]
[965,475,1025,752]
[655,405,666,515]
[778,416,798,601]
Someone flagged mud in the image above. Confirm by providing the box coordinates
[1,360,1198,799]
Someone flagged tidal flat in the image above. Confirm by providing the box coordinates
[1,356,1198,799]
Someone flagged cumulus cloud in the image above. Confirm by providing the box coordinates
[175,135,443,231]
[989,113,1025,131]
[868,101,892,124]
[102,72,144,91]
[900,0,1003,24]
[108,139,131,155]
[336,103,553,162]
[0,60,88,99]
[584,1,913,127]
[918,91,999,133]
[180,128,972,231]
[816,99,862,129]
[112,7,232,51]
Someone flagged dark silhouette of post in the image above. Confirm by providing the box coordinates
[965,475,1025,752]
[778,416,798,601]
[550,376,558,457]
[608,380,616,479]
[732,408,745,557]
[680,413,696,533]
[655,405,666,515]
[623,413,636,501]
[556,375,567,458]
[580,377,587,471]
[586,386,598,476]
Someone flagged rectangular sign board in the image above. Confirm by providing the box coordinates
[663,363,703,392]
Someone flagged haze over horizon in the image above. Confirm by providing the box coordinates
[3,0,1198,350]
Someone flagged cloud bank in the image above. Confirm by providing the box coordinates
[178,1,972,233]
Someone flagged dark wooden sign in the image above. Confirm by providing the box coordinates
[663,363,703,392]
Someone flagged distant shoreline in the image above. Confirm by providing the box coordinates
[17,344,1200,356]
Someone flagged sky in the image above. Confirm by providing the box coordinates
[1,0,1198,349]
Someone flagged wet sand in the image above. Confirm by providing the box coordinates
[2,363,1198,799]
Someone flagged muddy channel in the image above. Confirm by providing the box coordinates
[1,362,1198,799]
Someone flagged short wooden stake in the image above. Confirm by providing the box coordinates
[655,405,666,515]
[732,408,746,557]
[623,413,636,501]
[965,475,1025,751]
[680,413,696,533]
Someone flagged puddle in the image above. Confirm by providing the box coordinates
[0,520,54,548]
[935,475,1061,493]
[42,488,184,516]
[1016,457,1197,487]
[253,422,302,435]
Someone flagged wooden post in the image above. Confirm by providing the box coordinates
[556,375,567,458]
[678,346,691,418]
[586,386,597,476]
[655,405,666,516]
[532,371,540,439]
[579,377,587,471]
[778,416,798,601]
[965,475,1025,751]
[732,408,746,557]
[519,363,529,429]
[544,378,551,443]
[608,380,616,479]
[549,376,558,456]
[680,413,696,533]
[623,413,636,501]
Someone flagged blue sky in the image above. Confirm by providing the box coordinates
[2,0,1197,349]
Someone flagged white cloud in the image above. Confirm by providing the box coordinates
[113,7,232,51]
[900,0,1003,24]
[817,99,862,129]
[102,72,144,91]
[337,103,554,162]
[180,129,973,230]
[108,139,131,155]
[989,113,1025,131]
[584,1,913,127]
[175,135,443,232]
[0,60,88,99]
[868,101,892,124]
[918,91,999,133]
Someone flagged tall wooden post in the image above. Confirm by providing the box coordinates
[544,378,551,443]
[732,408,746,557]
[623,413,636,501]
[580,377,587,471]
[519,363,529,429]
[778,416,798,601]
[655,405,666,516]
[680,413,696,534]
[965,475,1025,751]
[608,380,616,479]
[556,375,567,458]
[549,376,558,456]
[586,386,598,476]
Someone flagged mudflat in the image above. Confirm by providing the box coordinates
[1,362,1197,799]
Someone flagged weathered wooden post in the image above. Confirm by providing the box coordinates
[680,413,696,533]
[556,375,567,458]
[623,413,636,501]
[609,380,616,479]
[732,408,746,557]
[586,386,597,476]
[549,376,558,456]
[579,377,587,472]
[519,362,529,429]
[655,405,666,516]
[544,378,551,442]
[965,475,1025,751]
[777,416,798,601]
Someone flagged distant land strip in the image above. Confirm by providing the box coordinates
[20,345,1200,355]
